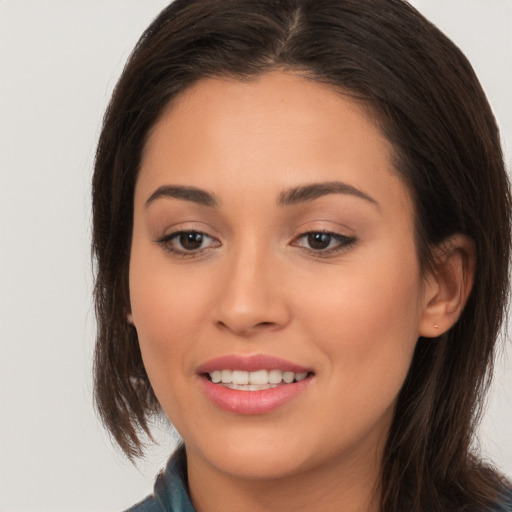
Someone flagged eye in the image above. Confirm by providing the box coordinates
[292,231,356,255]
[156,230,220,255]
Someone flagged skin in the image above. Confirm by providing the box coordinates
[129,71,474,512]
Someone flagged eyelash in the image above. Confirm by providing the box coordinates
[156,230,356,258]
[156,231,220,258]
[291,231,357,257]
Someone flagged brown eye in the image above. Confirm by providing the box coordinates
[291,231,357,256]
[179,232,205,250]
[307,232,333,250]
[157,230,220,255]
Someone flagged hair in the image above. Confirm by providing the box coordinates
[92,0,511,510]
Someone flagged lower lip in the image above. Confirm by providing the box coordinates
[200,376,312,414]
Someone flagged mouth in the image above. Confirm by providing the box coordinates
[197,355,315,414]
[204,369,311,390]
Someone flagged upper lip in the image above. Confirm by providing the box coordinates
[196,354,312,374]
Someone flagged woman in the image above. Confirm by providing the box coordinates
[92,0,512,510]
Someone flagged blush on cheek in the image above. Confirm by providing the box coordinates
[304,270,420,392]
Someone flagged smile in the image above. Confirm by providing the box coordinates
[207,369,309,390]
[198,355,314,414]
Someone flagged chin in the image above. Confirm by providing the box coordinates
[211,446,313,481]
[183,422,326,481]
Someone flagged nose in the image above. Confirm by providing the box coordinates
[213,242,291,337]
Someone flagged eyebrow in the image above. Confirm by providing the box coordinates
[278,181,379,207]
[145,181,378,209]
[145,185,218,208]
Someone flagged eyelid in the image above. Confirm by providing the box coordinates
[291,230,357,257]
[156,229,221,258]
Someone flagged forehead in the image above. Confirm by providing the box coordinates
[145,71,386,160]
[138,71,412,220]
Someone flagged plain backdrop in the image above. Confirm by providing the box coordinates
[0,1,511,511]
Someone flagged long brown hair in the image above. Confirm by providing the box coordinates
[92,1,511,510]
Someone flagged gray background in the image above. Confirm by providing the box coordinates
[0,1,511,510]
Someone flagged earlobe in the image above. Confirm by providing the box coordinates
[127,312,134,324]
[418,234,475,338]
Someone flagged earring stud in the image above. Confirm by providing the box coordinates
[434,322,439,329]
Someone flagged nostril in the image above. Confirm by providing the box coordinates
[215,319,279,336]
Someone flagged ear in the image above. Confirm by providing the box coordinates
[127,312,134,324]
[418,234,475,338]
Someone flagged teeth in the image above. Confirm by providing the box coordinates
[249,369,268,385]
[208,369,309,385]
[295,372,308,382]
[232,370,249,385]
[283,371,294,384]
[268,369,283,384]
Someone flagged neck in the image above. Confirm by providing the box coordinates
[186,443,382,512]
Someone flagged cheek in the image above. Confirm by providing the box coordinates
[297,251,422,397]
[128,249,210,385]
[129,231,216,333]
[129,263,205,430]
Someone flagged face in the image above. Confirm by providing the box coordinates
[129,72,430,486]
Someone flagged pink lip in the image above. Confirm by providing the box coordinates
[196,354,311,373]
[197,354,314,415]
[200,377,312,415]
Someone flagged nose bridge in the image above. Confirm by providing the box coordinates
[214,235,289,335]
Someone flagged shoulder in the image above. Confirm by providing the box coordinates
[487,487,512,512]
[123,446,196,512]
[124,495,162,512]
